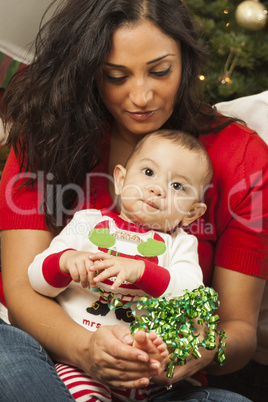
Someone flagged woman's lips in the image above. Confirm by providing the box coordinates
[127,110,156,121]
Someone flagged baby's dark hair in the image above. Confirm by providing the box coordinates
[126,130,213,194]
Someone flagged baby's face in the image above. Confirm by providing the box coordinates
[116,136,207,232]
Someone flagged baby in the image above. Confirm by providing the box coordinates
[29,129,212,401]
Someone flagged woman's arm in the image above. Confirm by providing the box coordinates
[151,265,265,386]
[207,265,265,374]
[2,229,89,362]
[1,229,161,388]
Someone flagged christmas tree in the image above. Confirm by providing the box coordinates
[186,0,268,103]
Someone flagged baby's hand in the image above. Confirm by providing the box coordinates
[59,250,94,288]
[88,252,145,290]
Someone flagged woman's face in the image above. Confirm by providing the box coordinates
[98,20,182,141]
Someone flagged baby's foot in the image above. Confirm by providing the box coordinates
[133,331,169,362]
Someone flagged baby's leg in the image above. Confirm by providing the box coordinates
[133,331,169,362]
[55,363,112,402]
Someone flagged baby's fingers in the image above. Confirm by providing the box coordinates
[68,266,80,283]
[89,252,112,262]
[78,265,91,288]
[90,259,114,272]
[69,263,88,288]
[110,276,124,290]
[88,271,98,288]
[94,266,118,283]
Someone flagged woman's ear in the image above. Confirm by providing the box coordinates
[181,202,207,227]
[113,164,126,195]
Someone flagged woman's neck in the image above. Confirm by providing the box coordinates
[108,124,143,174]
[108,124,143,202]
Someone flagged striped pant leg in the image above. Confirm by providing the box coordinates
[55,363,112,402]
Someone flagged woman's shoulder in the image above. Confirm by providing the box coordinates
[201,120,267,148]
[200,121,268,174]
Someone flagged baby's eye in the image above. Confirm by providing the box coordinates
[142,168,154,176]
[171,182,185,191]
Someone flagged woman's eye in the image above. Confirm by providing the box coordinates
[142,168,154,176]
[172,182,185,191]
[105,74,127,83]
[151,65,171,78]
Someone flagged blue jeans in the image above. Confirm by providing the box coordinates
[0,319,251,402]
[0,319,74,401]
[152,381,252,401]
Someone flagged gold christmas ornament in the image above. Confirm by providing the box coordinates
[218,72,232,86]
[235,0,268,31]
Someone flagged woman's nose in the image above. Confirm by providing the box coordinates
[129,79,153,107]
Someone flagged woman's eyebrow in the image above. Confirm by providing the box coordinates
[104,54,175,68]
[147,54,175,65]
[104,62,125,68]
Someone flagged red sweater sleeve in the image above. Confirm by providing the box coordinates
[0,148,48,230]
[199,124,268,283]
[136,260,170,297]
[42,250,73,288]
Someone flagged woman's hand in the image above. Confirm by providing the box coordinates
[80,325,163,388]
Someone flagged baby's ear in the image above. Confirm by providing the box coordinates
[113,164,126,195]
[181,202,207,227]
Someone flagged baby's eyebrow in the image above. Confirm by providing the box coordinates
[139,157,158,166]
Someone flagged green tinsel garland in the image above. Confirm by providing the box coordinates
[130,286,227,378]
[93,285,227,378]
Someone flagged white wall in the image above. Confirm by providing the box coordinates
[0,0,56,63]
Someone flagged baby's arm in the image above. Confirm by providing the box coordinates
[88,252,145,290]
[28,210,103,295]
[89,230,203,298]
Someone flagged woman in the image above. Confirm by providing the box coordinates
[0,0,267,400]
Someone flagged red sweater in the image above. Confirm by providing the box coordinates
[0,122,268,304]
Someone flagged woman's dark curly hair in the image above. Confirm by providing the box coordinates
[0,0,232,233]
